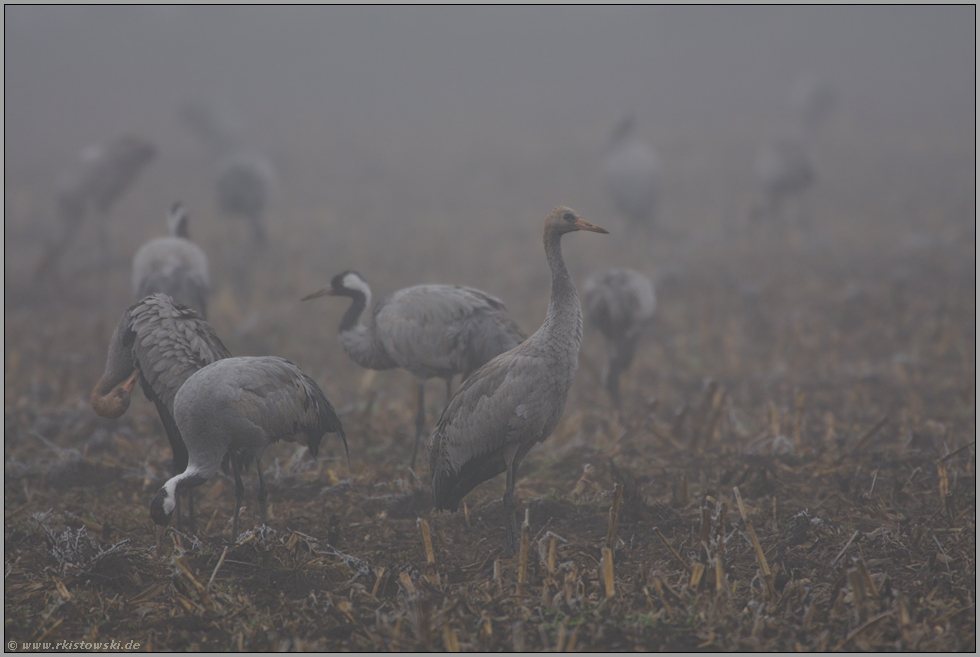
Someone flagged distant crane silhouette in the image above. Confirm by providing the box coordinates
[36,134,156,278]
[429,207,608,552]
[215,151,275,247]
[303,271,526,468]
[602,113,661,231]
[149,356,347,541]
[91,294,231,527]
[583,268,656,406]
[131,202,210,317]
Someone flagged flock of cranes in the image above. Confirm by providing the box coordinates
[80,80,835,551]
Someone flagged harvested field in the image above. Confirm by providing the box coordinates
[5,125,974,651]
[4,8,975,653]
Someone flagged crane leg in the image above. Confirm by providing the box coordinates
[410,382,426,469]
[504,457,521,554]
[231,455,245,543]
[255,457,268,525]
[186,490,196,532]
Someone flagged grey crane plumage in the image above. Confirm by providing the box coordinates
[91,293,231,526]
[37,134,156,277]
[303,271,527,468]
[131,203,210,317]
[429,207,608,553]
[602,114,661,230]
[583,268,656,406]
[215,151,275,247]
[149,356,347,541]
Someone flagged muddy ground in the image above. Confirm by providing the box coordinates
[4,123,975,651]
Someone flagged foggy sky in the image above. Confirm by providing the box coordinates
[5,6,974,171]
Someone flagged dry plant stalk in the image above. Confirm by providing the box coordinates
[699,504,711,563]
[206,546,229,591]
[744,520,774,597]
[847,567,868,622]
[398,571,415,595]
[605,484,623,550]
[442,624,459,652]
[851,415,888,454]
[555,623,567,652]
[856,557,880,609]
[517,509,530,594]
[601,547,615,598]
[418,518,435,564]
[547,535,557,576]
[655,527,692,574]
[174,554,218,611]
[688,562,705,591]
[371,567,386,597]
[937,461,949,507]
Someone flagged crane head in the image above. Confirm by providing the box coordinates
[545,207,609,237]
[90,369,140,419]
[301,271,370,301]
[149,481,177,526]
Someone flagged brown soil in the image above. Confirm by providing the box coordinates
[4,130,975,651]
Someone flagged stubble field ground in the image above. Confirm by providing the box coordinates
[4,120,975,651]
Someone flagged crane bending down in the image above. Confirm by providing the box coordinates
[91,294,231,527]
[132,202,210,317]
[302,271,526,468]
[37,134,156,278]
[583,268,656,406]
[149,356,347,541]
[429,207,608,553]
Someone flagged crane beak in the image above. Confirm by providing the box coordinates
[120,369,140,395]
[573,218,609,234]
[301,287,333,301]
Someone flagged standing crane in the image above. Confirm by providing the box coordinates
[91,293,231,527]
[37,134,156,278]
[303,271,526,468]
[149,356,347,541]
[429,207,608,552]
[602,113,661,232]
[583,268,656,406]
[215,150,275,247]
[131,202,210,317]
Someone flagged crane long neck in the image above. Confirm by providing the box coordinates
[538,227,583,351]
[337,288,397,371]
[338,288,369,333]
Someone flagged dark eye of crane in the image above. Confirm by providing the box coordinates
[564,212,576,223]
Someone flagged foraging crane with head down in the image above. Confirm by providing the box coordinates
[37,134,156,278]
[429,206,608,553]
[149,356,347,541]
[303,271,526,468]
